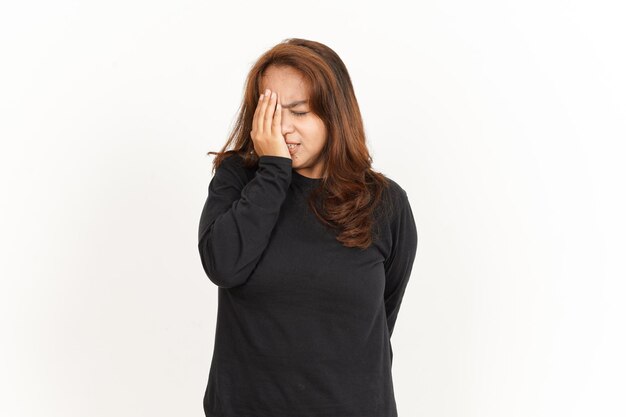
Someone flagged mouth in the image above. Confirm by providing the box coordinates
[287,143,300,154]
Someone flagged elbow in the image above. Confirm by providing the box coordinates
[197,237,249,289]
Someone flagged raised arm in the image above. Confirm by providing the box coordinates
[197,154,292,288]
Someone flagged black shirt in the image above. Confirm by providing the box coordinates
[197,154,418,417]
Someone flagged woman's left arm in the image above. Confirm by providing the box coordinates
[383,190,419,340]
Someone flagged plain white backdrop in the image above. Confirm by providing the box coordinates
[1,0,625,416]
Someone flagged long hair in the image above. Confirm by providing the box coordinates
[207,38,391,250]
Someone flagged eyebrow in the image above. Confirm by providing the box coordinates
[282,99,308,109]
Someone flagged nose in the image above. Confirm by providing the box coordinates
[281,110,295,137]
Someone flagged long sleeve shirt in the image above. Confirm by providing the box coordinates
[197,153,418,417]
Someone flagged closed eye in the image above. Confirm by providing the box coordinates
[291,111,308,117]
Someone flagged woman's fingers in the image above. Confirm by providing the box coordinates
[256,90,269,135]
[272,92,281,134]
[264,91,277,134]
[251,89,285,158]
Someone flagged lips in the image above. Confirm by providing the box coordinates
[287,143,300,154]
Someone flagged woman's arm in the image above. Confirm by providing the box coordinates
[383,190,419,340]
[197,154,292,288]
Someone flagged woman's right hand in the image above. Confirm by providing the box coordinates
[250,89,291,160]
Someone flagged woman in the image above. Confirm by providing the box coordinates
[197,38,418,417]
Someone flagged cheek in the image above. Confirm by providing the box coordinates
[304,119,326,145]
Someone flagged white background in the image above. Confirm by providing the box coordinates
[1,1,625,416]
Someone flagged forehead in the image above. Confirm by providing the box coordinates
[259,66,310,99]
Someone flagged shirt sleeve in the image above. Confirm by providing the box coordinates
[197,154,293,288]
[383,189,418,343]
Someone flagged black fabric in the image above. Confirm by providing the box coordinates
[197,153,418,417]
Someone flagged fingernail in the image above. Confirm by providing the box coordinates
[265,88,270,96]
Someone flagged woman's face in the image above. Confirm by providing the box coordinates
[259,65,327,179]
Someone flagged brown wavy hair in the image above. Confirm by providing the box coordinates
[207,38,391,250]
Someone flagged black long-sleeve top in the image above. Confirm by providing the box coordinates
[197,153,418,417]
